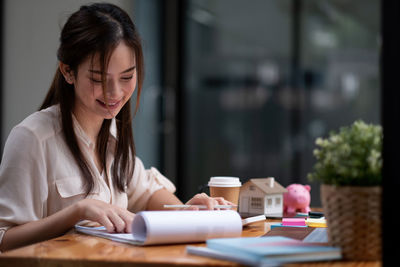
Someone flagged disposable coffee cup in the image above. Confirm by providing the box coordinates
[208,176,241,210]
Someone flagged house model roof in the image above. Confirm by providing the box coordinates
[242,177,287,194]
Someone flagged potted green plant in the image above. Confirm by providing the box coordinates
[308,120,382,261]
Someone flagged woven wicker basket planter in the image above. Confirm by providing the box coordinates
[320,184,381,261]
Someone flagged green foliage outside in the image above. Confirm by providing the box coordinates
[308,120,382,186]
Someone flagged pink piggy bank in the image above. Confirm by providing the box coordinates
[283,184,311,214]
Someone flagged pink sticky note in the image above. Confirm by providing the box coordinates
[282,218,306,226]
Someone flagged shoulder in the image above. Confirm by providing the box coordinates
[15,105,62,142]
[1,106,63,168]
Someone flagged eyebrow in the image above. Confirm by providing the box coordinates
[88,66,136,75]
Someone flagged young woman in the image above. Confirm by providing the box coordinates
[0,3,232,252]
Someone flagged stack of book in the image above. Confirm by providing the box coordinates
[187,216,340,266]
[187,235,341,266]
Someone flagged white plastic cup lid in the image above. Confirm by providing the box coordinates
[208,176,241,187]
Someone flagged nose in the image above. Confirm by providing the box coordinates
[106,78,119,97]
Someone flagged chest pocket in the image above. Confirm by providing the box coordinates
[55,177,86,198]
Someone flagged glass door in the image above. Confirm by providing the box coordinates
[182,0,293,199]
[180,0,380,205]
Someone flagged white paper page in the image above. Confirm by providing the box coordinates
[75,210,242,246]
[133,210,242,245]
[74,225,143,245]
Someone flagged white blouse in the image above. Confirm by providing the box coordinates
[0,105,176,246]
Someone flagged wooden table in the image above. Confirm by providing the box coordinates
[0,219,381,267]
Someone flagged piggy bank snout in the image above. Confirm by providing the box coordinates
[296,195,309,203]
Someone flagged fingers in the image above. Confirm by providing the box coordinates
[186,193,215,210]
[185,193,235,210]
[106,208,135,233]
[183,205,199,211]
[107,210,127,233]
[78,199,135,233]
[119,211,135,233]
[213,197,235,209]
[97,216,115,233]
[202,193,218,210]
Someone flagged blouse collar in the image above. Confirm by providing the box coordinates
[71,114,117,150]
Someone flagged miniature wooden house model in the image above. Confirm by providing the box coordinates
[239,177,287,217]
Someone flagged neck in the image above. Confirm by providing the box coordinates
[73,108,104,145]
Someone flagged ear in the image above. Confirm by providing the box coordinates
[59,62,74,84]
[304,185,311,192]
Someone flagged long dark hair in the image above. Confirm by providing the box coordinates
[40,3,144,195]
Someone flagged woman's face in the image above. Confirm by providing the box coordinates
[71,41,137,123]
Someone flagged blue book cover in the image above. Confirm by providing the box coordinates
[204,236,341,265]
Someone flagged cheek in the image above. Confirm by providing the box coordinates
[125,81,137,96]
[75,80,98,98]
[93,86,104,98]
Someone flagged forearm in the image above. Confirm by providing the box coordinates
[146,188,183,210]
[0,202,81,252]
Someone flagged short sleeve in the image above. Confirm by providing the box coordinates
[0,126,48,246]
[126,157,176,212]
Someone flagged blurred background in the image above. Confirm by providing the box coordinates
[0,0,380,206]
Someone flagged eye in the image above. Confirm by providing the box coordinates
[121,75,133,81]
[90,77,102,83]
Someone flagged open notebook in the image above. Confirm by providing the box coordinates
[75,210,246,245]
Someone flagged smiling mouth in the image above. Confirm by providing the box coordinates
[96,99,121,109]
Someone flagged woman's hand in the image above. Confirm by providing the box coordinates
[75,199,134,233]
[185,193,236,210]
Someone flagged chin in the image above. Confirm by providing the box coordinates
[104,113,118,119]
[97,106,124,119]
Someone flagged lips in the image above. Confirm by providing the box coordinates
[96,99,121,109]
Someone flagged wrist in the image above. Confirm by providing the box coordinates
[72,200,84,222]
